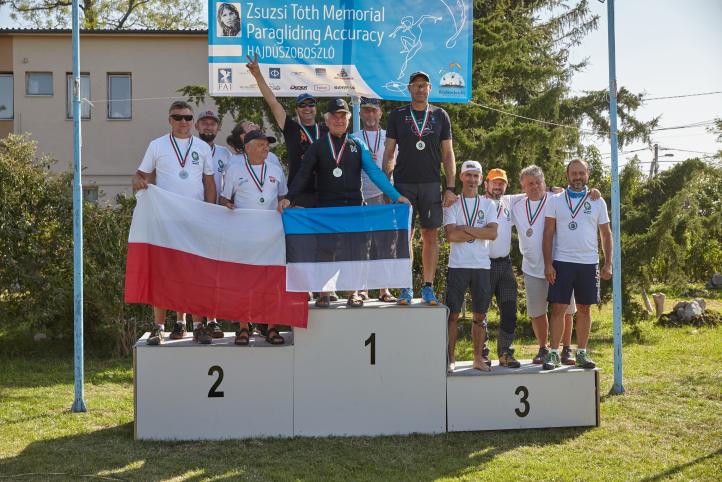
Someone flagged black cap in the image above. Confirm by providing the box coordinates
[360,97,381,107]
[326,98,351,114]
[409,71,431,83]
[243,129,277,145]
[295,93,316,105]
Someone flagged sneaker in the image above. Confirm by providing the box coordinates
[193,325,212,344]
[561,346,576,365]
[576,350,596,369]
[169,322,186,340]
[398,288,413,305]
[207,321,224,339]
[420,285,438,305]
[147,326,164,345]
[482,344,491,367]
[542,351,561,370]
[533,346,549,365]
[499,348,521,368]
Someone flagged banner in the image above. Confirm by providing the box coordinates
[208,0,472,102]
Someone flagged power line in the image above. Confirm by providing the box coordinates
[651,120,717,132]
[644,90,722,101]
[659,147,717,155]
[468,101,597,134]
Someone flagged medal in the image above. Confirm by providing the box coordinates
[244,156,267,205]
[327,133,347,179]
[169,134,194,177]
[409,105,430,151]
[460,195,480,243]
[363,129,382,160]
[300,123,320,143]
[259,196,266,205]
[526,228,533,237]
[568,221,578,231]
[564,187,590,227]
[524,193,547,237]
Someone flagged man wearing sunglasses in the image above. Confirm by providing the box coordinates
[132,100,216,346]
[246,54,327,208]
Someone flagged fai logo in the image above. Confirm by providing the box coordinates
[217,68,232,92]
[269,67,281,79]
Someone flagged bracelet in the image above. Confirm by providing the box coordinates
[445,186,455,193]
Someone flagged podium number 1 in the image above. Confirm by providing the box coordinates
[208,365,225,398]
[515,385,529,417]
[365,333,376,365]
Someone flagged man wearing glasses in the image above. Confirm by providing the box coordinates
[383,72,457,306]
[132,100,216,345]
[246,54,327,208]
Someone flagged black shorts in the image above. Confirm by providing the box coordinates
[445,268,491,314]
[547,260,600,305]
[394,182,443,229]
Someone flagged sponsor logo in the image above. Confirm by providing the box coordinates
[334,85,356,90]
[290,85,308,91]
[314,84,330,92]
[269,67,281,79]
[439,63,465,88]
[335,68,353,80]
[269,83,281,91]
[315,68,327,77]
[217,68,232,84]
[238,83,259,89]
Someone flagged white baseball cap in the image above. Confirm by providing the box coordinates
[460,160,483,175]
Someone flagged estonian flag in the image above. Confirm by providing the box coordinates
[282,204,413,292]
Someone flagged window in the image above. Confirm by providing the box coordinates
[26,72,53,96]
[66,73,90,119]
[0,74,12,119]
[108,74,131,119]
[83,186,99,204]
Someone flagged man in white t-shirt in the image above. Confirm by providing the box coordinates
[132,101,216,346]
[220,129,288,346]
[196,110,232,204]
[543,158,613,370]
[443,161,498,372]
[226,119,284,172]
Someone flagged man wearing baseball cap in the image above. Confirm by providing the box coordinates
[383,71,457,306]
[195,110,232,206]
[246,54,327,207]
[281,98,410,307]
[443,161,498,372]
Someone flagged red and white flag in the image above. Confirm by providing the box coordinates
[124,185,308,327]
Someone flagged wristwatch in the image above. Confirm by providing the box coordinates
[445,186,455,194]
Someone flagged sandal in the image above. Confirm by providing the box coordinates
[379,292,398,303]
[358,292,370,301]
[347,294,364,307]
[265,328,285,345]
[234,328,250,346]
[315,296,331,308]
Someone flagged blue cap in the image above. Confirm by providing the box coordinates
[295,93,316,105]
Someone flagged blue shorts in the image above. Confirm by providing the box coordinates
[547,260,600,306]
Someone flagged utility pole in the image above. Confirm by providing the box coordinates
[650,144,659,177]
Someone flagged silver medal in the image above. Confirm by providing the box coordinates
[466,239,475,244]
[333,167,343,178]
[416,140,425,150]
[258,196,266,205]
[526,228,533,237]
[178,169,189,179]
[568,221,578,231]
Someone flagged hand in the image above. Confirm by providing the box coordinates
[245,53,261,78]
[601,263,612,280]
[443,189,457,208]
[551,186,563,194]
[223,201,234,210]
[132,174,148,191]
[277,198,291,213]
[590,188,602,200]
[545,264,556,285]
[396,196,411,205]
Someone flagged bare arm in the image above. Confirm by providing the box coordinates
[219,196,234,210]
[246,54,287,129]
[203,174,217,204]
[463,222,498,240]
[132,169,154,192]
[441,139,457,207]
[543,216,556,284]
[382,137,397,178]
[444,224,474,243]
[599,222,613,280]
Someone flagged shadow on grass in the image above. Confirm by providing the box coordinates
[639,448,722,482]
[0,422,593,481]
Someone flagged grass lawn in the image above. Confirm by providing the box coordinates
[1,300,721,481]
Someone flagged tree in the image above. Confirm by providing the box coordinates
[6,0,204,30]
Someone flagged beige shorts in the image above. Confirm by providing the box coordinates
[363,193,386,205]
[523,273,576,318]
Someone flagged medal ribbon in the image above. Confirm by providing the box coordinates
[300,123,320,143]
[408,105,430,140]
[327,133,347,169]
[493,199,504,218]
[362,129,381,157]
[169,134,193,168]
[460,196,480,227]
[244,157,266,193]
[525,193,548,227]
[211,144,216,157]
[564,188,590,219]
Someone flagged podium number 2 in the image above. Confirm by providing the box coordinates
[208,365,224,398]
[365,333,376,365]
[515,385,529,417]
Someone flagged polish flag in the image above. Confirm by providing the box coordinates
[124,185,308,328]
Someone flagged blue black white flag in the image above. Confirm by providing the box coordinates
[282,204,412,292]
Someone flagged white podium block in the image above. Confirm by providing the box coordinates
[447,361,599,432]
[293,301,448,436]
[134,332,294,440]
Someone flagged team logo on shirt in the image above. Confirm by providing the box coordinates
[504,207,510,220]
[349,143,358,153]
[217,160,224,173]
[191,151,200,165]
[269,175,277,183]
[583,201,592,214]
[477,212,485,224]
[237,177,249,185]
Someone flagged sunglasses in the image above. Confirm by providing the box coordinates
[170,114,194,121]
[409,82,430,89]
[298,102,316,108]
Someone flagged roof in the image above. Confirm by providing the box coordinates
[0,28,208,35]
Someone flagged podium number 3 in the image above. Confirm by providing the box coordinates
[515,385,529,417]
[365,333,376,365]
[208,365,224,398]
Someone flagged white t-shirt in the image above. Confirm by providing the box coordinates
[487,194,523,259]
[443,195,497,269]
[511,193,551,278]
[138,134,213,201]
[545,189,610,264]
[221,158,288,210]
[352,128,394,200]
[207,144,233,202]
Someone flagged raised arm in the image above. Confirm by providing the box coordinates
[246,54,287,129]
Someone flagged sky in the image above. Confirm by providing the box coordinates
[1,1,720,171]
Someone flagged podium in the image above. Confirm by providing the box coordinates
[134,301,600,440]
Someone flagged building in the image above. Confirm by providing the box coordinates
[0,28,231,203]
